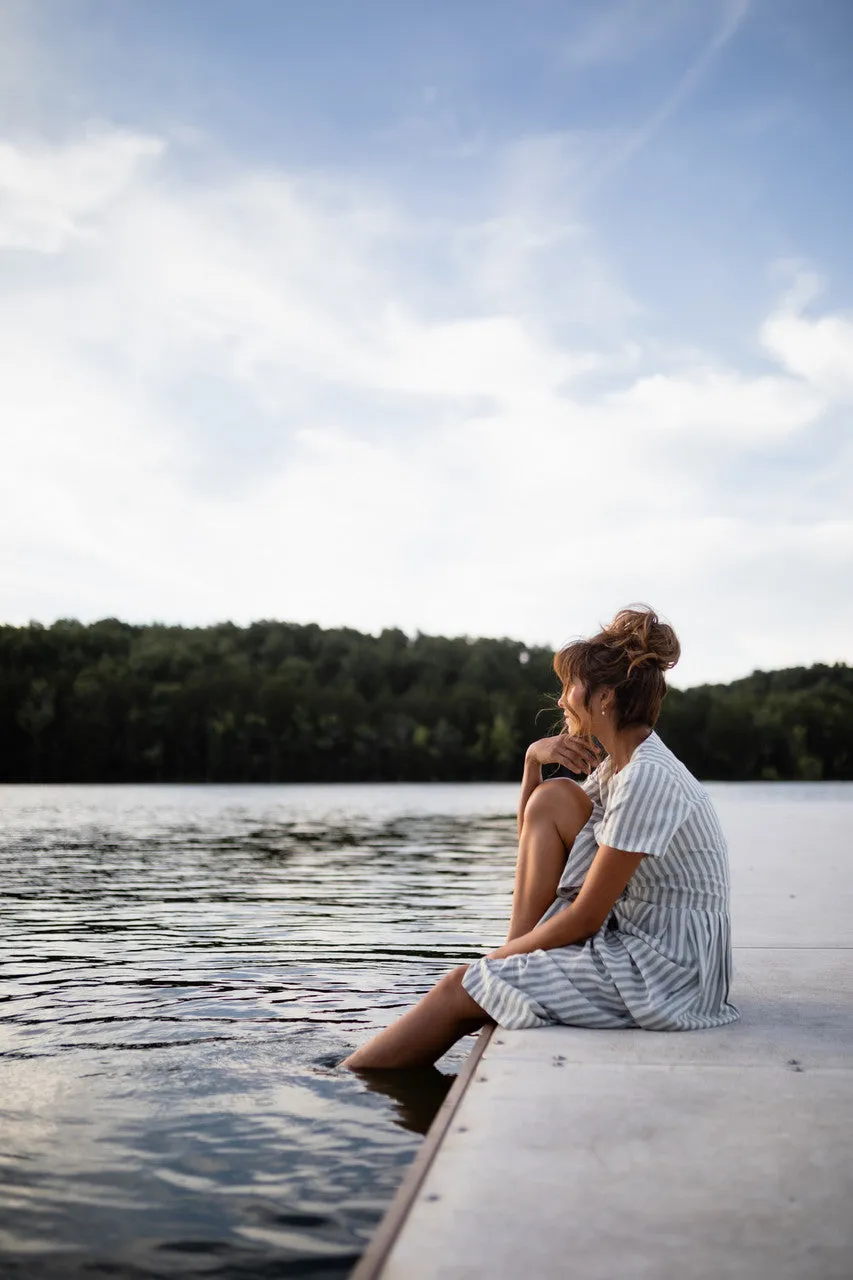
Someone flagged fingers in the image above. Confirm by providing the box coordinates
[530,735,603,775]
[557,735,601,774]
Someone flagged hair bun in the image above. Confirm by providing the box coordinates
[601,604,680,675]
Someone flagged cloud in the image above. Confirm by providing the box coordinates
[0,122,850,686]
[560,0,695,69]
[600,366,825,439]
[567,0,752,192]
[0,127,163,252]
[760,281,853,402]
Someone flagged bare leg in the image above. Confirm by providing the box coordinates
[342,966,491,1070]
[342,782,590,1072]
[505,779,593,941]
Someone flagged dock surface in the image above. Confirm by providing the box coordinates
[353,792,853,1280]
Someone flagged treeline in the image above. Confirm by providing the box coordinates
[1,618,851,783]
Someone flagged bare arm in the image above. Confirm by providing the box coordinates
[486,843,645,958]
[518,735,601,838]
[517,753,542,839]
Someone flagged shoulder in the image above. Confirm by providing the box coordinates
[608,740,700,814]
[629,733,704,800]
[599,747,697,857]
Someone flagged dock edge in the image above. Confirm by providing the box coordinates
[350,1024,495,1280]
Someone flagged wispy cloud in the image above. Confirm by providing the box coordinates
[0,129,164,252]
[575,0,753,191]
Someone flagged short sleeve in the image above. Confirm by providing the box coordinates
[598,760,692,857]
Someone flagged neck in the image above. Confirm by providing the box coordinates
[597,723,653,775]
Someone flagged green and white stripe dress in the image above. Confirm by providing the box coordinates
[462,730,740,1031]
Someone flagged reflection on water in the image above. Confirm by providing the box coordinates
[0,783,519,1279]
[353,1067,456,1137]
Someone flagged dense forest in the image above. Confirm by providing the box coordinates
[1,618,851,783]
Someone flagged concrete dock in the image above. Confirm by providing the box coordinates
[352,792,853,1279]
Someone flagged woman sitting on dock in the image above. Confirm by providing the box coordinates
[343,605,739,1070]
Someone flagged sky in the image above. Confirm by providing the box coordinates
[1,0,851,688]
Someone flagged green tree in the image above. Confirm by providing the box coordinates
[0,619,850,783]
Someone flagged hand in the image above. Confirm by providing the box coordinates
[526,733,602,776]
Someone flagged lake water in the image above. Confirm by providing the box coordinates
[2,781,852,1278]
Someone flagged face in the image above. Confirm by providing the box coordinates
[559,679,610,735]
[558,679,591,735]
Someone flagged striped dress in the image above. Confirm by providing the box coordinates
[462,730,740,1031]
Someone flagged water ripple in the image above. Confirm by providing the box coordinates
[0,783,518,1278]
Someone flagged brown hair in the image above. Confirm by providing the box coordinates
[553,604,680,733]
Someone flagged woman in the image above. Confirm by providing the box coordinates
[343,605,739,1070]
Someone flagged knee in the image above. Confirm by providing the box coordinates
[436,964,474,1007]
[436,965,487,1021]
[525,778,593,827]
[437,964,470,993]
